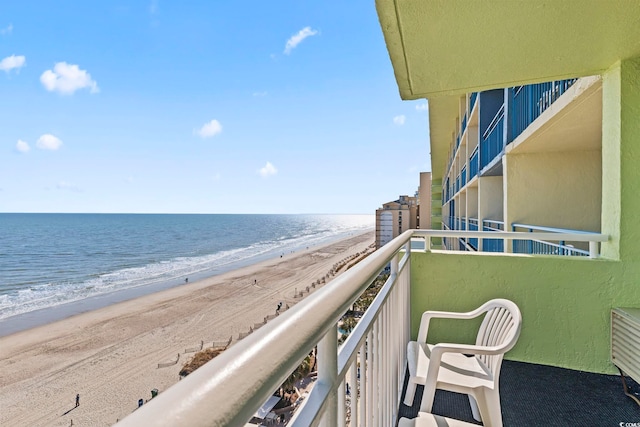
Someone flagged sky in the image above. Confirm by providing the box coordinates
[0,1,430,214]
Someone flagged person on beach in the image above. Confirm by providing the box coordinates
[185,278,188,283]
[75,394,80,407]
[276,301,282,313]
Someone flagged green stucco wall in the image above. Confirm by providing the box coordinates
[407,57,640,375]
[410,251,639,374]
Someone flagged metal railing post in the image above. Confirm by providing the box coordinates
[318,326,338,427]
[589,241,598,259]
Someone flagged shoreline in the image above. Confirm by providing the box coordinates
[0,230,369,337]
[0,231,375,427]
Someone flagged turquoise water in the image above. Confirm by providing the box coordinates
[0,213,374,322]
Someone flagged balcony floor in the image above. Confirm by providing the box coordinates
[398,360,640,426]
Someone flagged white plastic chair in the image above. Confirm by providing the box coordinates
[404,299,522,427]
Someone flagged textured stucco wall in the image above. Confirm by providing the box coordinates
[478,176,503,221]
[410,250,639,374]
[602,57,640,261]
[504,150,602,231]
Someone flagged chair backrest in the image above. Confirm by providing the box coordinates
[475,299,522,380]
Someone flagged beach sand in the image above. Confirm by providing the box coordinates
[0,231,374,427]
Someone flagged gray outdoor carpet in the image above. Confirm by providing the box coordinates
[398,360,640,426]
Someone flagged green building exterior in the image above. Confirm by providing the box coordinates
[376,0,640,374]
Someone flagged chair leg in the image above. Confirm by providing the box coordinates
[418,384,437,413]
[403,380,417,406]
[473,389,503,427]
[468,395,481,422]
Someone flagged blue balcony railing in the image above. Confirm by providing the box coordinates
[511,223,595,256]
[461,166,467,187]
[510,79,578,142]
[470,92,478,111]
[469,147,479,179]
[468,218,479,249]
[480,106,505,170]
[461,113,468,137]
[483,219,504,252]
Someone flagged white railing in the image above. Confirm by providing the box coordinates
[116,231,414,427]
[115,229,608,427]
[413,229,608,259]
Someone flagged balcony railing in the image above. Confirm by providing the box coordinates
[468,218,479,249]
[117,232,414,427]
[461,166,467,188]
[483,219,505,252]
[461,113,467,138]
[510,79,578,142]
[511,223,598,256]
[480,105,505,170]
[469,147,479,179]
[116,229,608,427]
[470,92,478,111]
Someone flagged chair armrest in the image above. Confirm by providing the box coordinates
[423,342,507,395]
[417,305,488,343]
[431,342,509,358]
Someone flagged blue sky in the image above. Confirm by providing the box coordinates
[0,1,430,214]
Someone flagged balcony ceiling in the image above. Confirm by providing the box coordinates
[375,0,640,99]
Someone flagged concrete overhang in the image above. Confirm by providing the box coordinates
[376,0,640,99]
[376,0,640,178]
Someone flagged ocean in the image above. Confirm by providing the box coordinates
[0,213,374,330]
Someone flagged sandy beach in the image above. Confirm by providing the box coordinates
[0,231,374,427]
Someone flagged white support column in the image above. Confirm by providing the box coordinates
[366,330,373,426]
[337,381,345,427]
[359,344,366,427]
[589,241,598,258]
[382,306,389,426]
[318,326,338,427]
[349,359,358,427]
[373,321,380,423]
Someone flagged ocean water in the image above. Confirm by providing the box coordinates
[0,213,374,323]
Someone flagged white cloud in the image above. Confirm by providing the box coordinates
[149,0,159,14]
[0,24,13,35]
[258,161,277,178]
[252,91,267,97]
[56,181,81,192]
[415,102,428,111]
[36,134,63,151]
[284,27,318,55]
[0,55,26,73]
[196,119,223,138]
[16,139,30,153]
[40,62,99,95]
[393,115,406,125]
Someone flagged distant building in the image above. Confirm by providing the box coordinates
[375,195,417,248]
[417,172,433,229]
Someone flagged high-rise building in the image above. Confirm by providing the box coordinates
[375,195,417,248]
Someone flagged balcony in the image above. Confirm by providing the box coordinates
[509,79,578,142]
[480,105,505,171]
[114,229,635,427]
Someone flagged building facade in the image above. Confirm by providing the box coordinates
[377,0,640,374]
[375,195,417,248]
[416,172,433,229]
[439,78,602,255]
